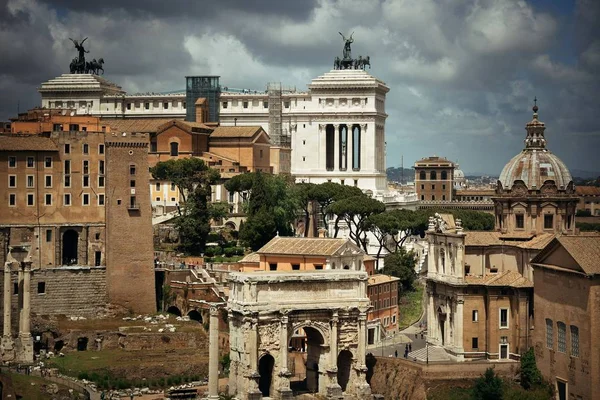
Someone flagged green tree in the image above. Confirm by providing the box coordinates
[327,195,385,249]
[520,348,542,390]
[472,368,504,400]
[382,248,417,293]
[151,158,221,254]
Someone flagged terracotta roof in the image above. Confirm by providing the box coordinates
[576,186,600,196]
[465,270,532,288]
[368,274,400,285]
[195,98,207,105]
[210,126,265,138]
[257,237,350,256]
[103,118,178,133]
[156,120,213,134]
[464,231,554,249]
[0,135,58,152]
[555,236,600,275]
[239,252,260,263]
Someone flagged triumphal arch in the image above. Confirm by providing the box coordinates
[227,270,372,399]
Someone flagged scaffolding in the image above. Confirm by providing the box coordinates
[185,76,221,122]
[267,82,283,146]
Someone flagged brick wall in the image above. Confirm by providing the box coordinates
[0,267,108,325]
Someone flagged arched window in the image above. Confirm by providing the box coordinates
[170,142,179,156]
[352,124,361,170]
[430,171,437,180]
[339,125,347,170]
[420,171,426,180]
[441,170,448,180]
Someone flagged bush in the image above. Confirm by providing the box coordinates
[520,348,542,390]
[223,247,235,258]
[577,222,600,232]
[78,372,90,380]
[472,368,503,400]
[213,246,223,256]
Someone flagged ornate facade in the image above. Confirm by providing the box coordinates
[227,271,372,399]
[494,105,578,235]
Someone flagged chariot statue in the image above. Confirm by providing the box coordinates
[68,37,105,74]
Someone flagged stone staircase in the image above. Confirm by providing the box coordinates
[407,345,450,362]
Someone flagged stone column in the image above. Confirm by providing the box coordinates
[277,314,293,399]
[456,298,465,360]
[427,288,435,342]
[1,261,15,360]
[207,306,220,399]
[326,311,342,397]
[17,261,33,363]
[354,311,371,397]
[246,316,262,400]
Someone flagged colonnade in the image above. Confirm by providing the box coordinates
[1,250,34,363]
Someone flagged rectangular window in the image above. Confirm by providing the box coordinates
[83,175,89,187]
[8,156,16,168]
[45,229,52,242]
[544,214,553,230]
[263,101,268,108]
[499,343,508,359]
[156,182,161,191]
[83,160,89,174]
[83,144,89,154]
[243,101,248,109]
[45,157,52,168]
[27,156,34,168]
[13,282,18,295]
[222,101,228,109]
[98,176,105,188]
[64,160,71,174]
[260,149,263,158]
[99,160,105,175]
[98,144,105,154]
[69,124,79,131]
[150,141,157,152]
[442,184,446,190]
[516,214,524,229]
[557,322,566,353]
[130,165,136,175]
[9,193,16,206]
[64,175,71,188]
[53,123,62,131]
[163,102,168,109]
[127,103,131,110]
[37,282,45,294]
[27,193,34,206]
[472,310,478,322]
[44,193,52,206]
[98,194,105,206]
[442,195,446,201]
[82,193,90,206]
[315,264,323,270]
[570,325,579,357]
[9,175,16,188]
[269,263,277,271]
[95,251,101,266]
[284,101,290,108]
[145,102,150,110]
[64,193,71,206]
[64,144,70,154]
[499,308,509,329]
[171,183,176,191]
[291,264,300,270]
[432,184,436,190]
[546,318,553,349]
[472,337,479,349]
[129,196,137,209]
[27,175,34,188]
[45,175,52,188]
[130,180,136,188]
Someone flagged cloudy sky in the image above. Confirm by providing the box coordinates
[1,0,599,175]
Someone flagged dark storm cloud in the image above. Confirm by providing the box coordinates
[0,0,598,174]
[37,0,318,20]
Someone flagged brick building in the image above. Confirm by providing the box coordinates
[575,186,600,216]
[531,236,600,400]
[414,156,454,202]
[0,130,156,317]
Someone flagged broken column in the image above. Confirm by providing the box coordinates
[206,306,220,399]
[16,260,33,363]
[1,261,15,361]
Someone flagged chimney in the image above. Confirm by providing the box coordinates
[195,98,208,123]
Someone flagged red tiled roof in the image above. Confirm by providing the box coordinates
[210,126,265,138]
[555,236,600,275]
[0,135,58,152]
[576,186,600,196]
[103,118,178,133]
[465,270,532,288]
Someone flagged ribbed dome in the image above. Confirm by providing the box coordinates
[498,150,572,190]
[498,104,572,191]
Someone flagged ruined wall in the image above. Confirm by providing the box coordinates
[0,267,107,325]
[369,357,518,400]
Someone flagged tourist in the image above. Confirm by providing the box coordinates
[394,349,398,358]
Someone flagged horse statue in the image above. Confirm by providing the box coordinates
[354,56,363,69]
[334,56,341,70]
[70,57,85,74]
[85,58,105,75]
[362,55,371,69]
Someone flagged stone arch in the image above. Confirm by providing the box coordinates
[337,349,353,391]
[188,309,202,323]
[304,327,325,393]
[62,229,79,265]
[224,221,237,230]
[77,337,88,351]
[258,353,275,397]
[167,306,182,317]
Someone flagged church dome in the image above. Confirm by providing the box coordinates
[498,103,572,191]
